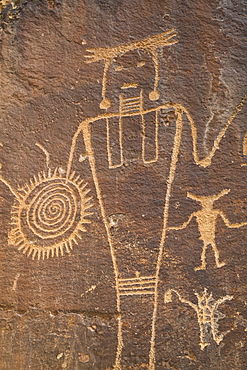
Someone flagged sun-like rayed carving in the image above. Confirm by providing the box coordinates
[8,169,93,260]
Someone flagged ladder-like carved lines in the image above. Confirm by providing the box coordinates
[120,93,143,115]
[118,275,156,296]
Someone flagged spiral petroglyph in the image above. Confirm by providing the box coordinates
[8,169,93,260]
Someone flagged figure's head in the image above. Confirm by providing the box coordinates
[85,29,178,110]
[187,189,231,208]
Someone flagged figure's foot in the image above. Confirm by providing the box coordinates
[216,261,226,268]
[194,264,206,271]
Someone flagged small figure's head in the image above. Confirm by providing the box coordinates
[187,189,231,208]
[85,29,178,110]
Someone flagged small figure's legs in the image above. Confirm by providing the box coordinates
[211,241,225,268]
[194,242,207,271]
[194,242,226,271]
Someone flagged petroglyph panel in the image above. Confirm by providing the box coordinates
[1,1,247,369]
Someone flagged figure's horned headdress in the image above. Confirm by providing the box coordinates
[85,28,178,109]
[187,189,231,204]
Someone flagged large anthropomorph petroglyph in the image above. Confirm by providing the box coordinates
[1,2,247,368]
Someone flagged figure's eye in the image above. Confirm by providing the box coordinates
[115,65,124,71]
[137,61,145,67]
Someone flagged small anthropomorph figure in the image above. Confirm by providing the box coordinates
[168,189,247,270]
[164,288,233,350]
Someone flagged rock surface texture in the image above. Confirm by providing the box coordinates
[0,1,247,369]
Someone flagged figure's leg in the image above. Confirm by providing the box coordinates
[113,314,123,370]
[211,241,225,268]
[198,321,210,350]
[116,275,156,369]
[194,242,208,271]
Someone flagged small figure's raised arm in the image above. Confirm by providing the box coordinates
[218,211,247,229]
[164,289,197,311]
[167,212,196,231]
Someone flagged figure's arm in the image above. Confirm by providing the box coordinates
[0,175,20,201]
[218,211,247,228]
[164,289,197,311]
[66,113,121,179]
[212,295,233,311]
[168,212,196,231]
[179,92,247,168]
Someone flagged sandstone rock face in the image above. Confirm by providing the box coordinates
[0,1,247,369]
